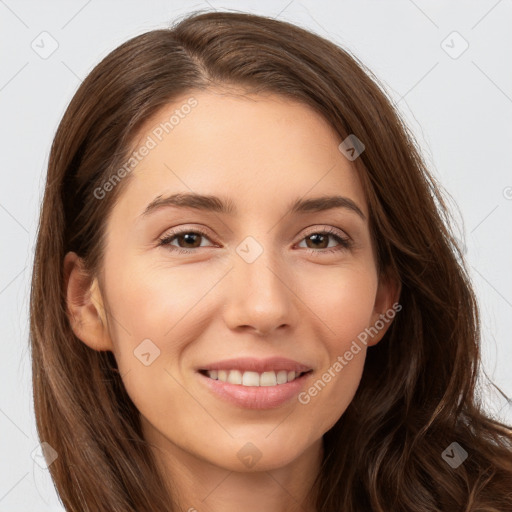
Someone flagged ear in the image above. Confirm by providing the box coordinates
[64,251,113,351]
[367,268,402,347]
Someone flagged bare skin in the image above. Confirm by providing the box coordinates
[65,88,400,512]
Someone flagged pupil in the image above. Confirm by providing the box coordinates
[309,234,327,248]
[181,233,200,248]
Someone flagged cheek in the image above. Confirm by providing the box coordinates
[100,258,221,415]
[103,257,209,350]
[307,264,378,344]
[295,267,377,429]
[298,326,368,437]
[298,355,365,437]
[101,267,194,437]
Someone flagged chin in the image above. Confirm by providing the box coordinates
[199,433,316,473]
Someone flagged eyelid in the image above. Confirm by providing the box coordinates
[158,225,216,245]
[158,225,348,242]
[299,224,349,241]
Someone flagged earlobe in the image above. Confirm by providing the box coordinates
[367,269,402,347]
[64,251,113,352]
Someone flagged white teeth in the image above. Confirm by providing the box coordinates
[227,370,242,385]
[242,371,260,386]
[205,369,302,386]
[276,370,288,384]
[260,371,277,386]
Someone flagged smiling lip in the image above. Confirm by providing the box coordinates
[196,357,313,410]
[197,357,312,373]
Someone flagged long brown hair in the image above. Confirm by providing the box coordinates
[30,10,512,511]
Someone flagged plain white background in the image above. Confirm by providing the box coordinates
[0,1,511,510]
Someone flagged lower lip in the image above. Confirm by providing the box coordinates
[198,371,312,410]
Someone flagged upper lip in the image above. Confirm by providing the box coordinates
[198,357,312,374]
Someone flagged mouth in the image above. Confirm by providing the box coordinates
[196,357,314,409]
[198,368,312,386]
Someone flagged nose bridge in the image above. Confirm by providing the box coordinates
[237,233,289,301]
[222,233,295,334]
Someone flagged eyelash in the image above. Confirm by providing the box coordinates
[157,226,352,256]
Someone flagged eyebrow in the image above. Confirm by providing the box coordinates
[141,192,366,220]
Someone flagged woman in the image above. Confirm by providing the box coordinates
[30,10,512,511]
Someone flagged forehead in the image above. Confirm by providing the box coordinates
[116,89,367,221]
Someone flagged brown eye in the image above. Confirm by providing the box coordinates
[173,232,203,249]
[297,228,352,255]
[304,233,331,249]
[158,229,215,254]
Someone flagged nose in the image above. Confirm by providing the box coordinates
[222,245,298,336]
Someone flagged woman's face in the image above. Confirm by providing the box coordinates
[70,89,398,473]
